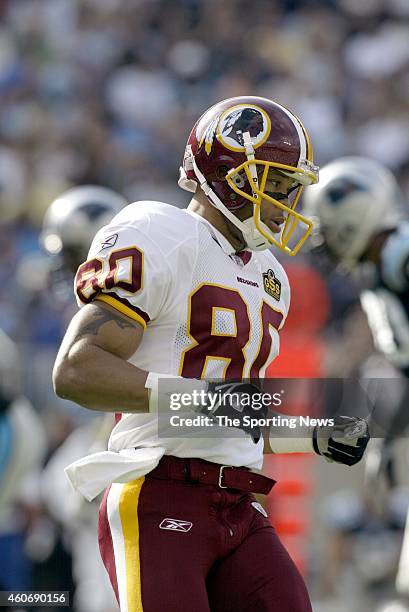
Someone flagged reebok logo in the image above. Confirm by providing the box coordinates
[99,233,118,250]
[159,518,193,532]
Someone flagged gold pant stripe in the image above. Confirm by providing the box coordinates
[119,478,145,612]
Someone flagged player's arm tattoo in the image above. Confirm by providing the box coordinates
[73,304,137,341]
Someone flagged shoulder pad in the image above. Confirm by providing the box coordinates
[381,223,409,292]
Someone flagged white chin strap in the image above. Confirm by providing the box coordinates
[183,138,271,252]
[241,217,272,251]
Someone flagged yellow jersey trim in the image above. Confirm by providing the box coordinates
[95,294,148,329]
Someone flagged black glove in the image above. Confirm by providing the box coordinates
[313,416,369,466]
[199,381,267,443]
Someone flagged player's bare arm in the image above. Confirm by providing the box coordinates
[53,299,149,412]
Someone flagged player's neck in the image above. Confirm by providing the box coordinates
[188,190,245,252]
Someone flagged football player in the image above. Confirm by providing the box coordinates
[53,97,369,612]
[41,185,127,304]
[302,157,409,444]
[302,156,409,598]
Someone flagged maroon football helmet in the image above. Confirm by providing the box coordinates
[179,96,319,253]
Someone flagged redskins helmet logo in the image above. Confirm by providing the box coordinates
[217,104,271,152]
[202,117,218,155]
[199,104,271,156]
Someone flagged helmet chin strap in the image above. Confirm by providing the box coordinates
[189,141,271,252]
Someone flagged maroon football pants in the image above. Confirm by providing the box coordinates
[98,467,312,612]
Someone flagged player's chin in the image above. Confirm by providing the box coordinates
[266,220,283,234]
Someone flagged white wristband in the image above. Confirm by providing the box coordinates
[269,426,315,454]
[145,372,207,413]
[144,372,163,391]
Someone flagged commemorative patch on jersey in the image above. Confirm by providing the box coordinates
[262,269,281,301]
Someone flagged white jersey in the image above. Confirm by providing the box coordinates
[67,201,290,499]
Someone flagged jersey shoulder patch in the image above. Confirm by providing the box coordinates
[256,250,290,314]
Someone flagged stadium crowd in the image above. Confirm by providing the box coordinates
[0,0,408,610]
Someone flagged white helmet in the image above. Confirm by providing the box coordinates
[302,157,405,268]
[41,185,127,271]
